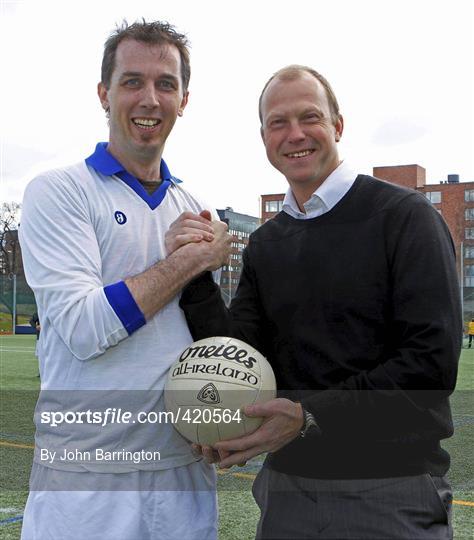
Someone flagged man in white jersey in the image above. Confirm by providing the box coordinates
[19,20,231,540]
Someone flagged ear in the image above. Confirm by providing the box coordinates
[178,91,189,117]
[260,126,266,145]
[335,114,344,142]
[98,82,109,112]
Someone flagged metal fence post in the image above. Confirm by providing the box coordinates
[12,273,17,335]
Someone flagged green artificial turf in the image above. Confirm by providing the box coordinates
[0,336,472,539]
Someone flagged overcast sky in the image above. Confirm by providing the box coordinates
[1,0,473,217]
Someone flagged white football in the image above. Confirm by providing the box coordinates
[164,336,276,446]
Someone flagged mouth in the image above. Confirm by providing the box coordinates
[132,118,161,131]
[284,149,315,159]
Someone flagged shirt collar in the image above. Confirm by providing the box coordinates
[313,160,357,210]
[282,160,358,219]
[85,142,180,184]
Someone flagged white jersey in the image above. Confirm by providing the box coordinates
[19,148,217,472]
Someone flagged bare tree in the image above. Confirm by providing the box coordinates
[0,202,21,275]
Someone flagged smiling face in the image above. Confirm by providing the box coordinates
[98,38,188,170]
[260,72,343,197]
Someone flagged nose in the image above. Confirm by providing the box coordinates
[287,121,305,144]
[139,82,160,109]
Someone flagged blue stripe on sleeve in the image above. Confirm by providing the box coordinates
[104,281,146,335]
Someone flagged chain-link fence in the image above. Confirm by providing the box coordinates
[0,273,471,338]
[0,274,37,333]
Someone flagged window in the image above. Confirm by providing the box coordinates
[425,191,441,204]
[465,190,474,202]
[222,277,239,286]
[466,228,474,240]
[230,229,250,238]
[231,242,246,251]
[465,265,474,286]
[265,200,283,213]
[465,246,474,259]
[466,209,474,220]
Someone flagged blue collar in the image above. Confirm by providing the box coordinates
[85,142,182,210]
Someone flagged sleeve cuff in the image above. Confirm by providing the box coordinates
[104,281,146,335]
[300,389,351,435]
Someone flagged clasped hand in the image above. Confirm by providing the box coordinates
[165,210,231,271]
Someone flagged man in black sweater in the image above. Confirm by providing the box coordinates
[167,66,461,539]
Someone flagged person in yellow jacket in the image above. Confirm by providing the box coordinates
[468,319,474,348]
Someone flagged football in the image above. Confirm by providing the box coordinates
[164,336,276,445]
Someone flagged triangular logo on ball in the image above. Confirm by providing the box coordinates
[197,383,221,404]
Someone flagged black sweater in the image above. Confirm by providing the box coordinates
[180,175,462,479]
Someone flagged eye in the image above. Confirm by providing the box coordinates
[158,79,176,90]
[303,113,319,122]
[124,78,141,87]
[269,118,285,129]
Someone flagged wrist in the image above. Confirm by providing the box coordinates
[171,243,211,277]
[296,402,305,431]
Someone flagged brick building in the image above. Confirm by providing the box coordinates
[373,165,472,318]
[261,194,285,223]
[260,164,472,317]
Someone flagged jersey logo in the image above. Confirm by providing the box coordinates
[114,211,127,225]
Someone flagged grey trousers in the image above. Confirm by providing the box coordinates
[252,468,452,539]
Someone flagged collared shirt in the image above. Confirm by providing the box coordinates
[282,160,358,219]
[85,142,182,211]
[19,142,218,472]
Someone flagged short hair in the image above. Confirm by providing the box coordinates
[258,65,340,125]
[101,19,191,92]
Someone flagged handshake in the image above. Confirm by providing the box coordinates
[165,210,232,272]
